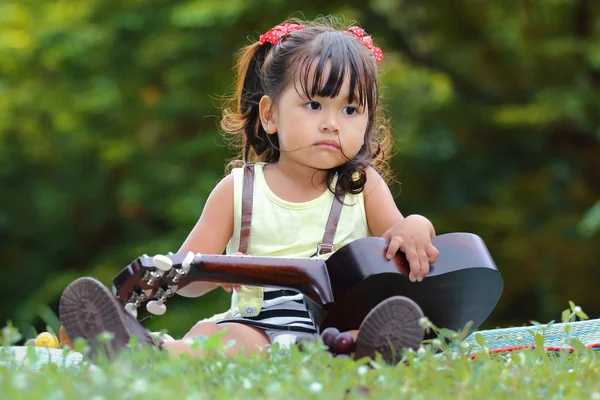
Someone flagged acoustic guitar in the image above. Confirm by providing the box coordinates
[112,232,503,334]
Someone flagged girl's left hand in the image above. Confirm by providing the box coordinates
[381,215,439,283]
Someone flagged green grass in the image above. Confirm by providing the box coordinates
[1,305,599,399]
[1,333,600,399]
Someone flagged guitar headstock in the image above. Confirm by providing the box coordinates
[112,251,197,318]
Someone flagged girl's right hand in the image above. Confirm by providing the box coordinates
[219,252,244,293]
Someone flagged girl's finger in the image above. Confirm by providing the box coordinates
[426,243,440,264]
[405,247,420,282]
[221,284,232,293]
[386,236,403,259]
[416,249,430,282]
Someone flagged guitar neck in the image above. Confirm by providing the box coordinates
[185,254,334,307]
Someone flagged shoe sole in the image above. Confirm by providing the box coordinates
[59,277,147,359]
[353,296,424,364]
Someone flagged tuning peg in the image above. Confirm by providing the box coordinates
[125,303,138,318]
[169,251,195,283]
[182,251,195,272]
[153,255,173,271]
[147,300,167,315]
[144,270,161,285]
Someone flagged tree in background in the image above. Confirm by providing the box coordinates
[0,0,598,337]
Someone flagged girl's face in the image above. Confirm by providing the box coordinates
[260,74,369,171]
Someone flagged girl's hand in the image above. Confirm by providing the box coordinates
[220,252,244,293]
[381,215,439,283]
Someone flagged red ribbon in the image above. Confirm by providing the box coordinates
[258,24,384,63]
[347,26,384,63]
[259,23,304,45]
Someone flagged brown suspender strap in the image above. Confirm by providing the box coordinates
[317,193,345,255]
[238,164,345,256]
[239,165,254,254]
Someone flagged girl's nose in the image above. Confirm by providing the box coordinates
[320,114,340,134]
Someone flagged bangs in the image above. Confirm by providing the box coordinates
[287,32,377,109]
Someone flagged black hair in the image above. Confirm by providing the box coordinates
[221,17,392,195]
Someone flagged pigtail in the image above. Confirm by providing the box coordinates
[221,42,273,166]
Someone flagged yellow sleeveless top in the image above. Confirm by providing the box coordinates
[225,162,370,258]
[203,162,370,326]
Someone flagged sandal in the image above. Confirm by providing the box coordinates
[59,277,152,359]
[353,295,424,364]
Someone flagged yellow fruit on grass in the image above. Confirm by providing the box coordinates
[35,332,59,348]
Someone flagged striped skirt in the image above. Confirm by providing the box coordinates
[216,288,318,334]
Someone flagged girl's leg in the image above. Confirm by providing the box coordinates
[60,277,270,360]
[61,277,423,364]
[162,322,270,358]
[316,297,423,364]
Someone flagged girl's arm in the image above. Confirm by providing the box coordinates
[363,167,439,282]
[363,167,404,237]
[175,173,235,297]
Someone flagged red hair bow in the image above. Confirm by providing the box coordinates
[259,23,304,46]
[347,26,384,63]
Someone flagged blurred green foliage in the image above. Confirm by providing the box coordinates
[1,0,599,338]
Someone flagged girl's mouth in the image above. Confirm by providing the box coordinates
[315,140,340,150]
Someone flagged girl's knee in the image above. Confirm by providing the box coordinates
[183,321,224,339]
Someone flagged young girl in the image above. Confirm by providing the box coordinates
[59,17,440,364]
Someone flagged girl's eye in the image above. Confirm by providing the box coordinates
[305,101,321,110]
[342,106,358,115]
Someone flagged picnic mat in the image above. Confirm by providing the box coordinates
[0,346,84,369]
[460,318,600,356]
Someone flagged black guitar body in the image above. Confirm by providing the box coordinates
[307,233,503,335]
